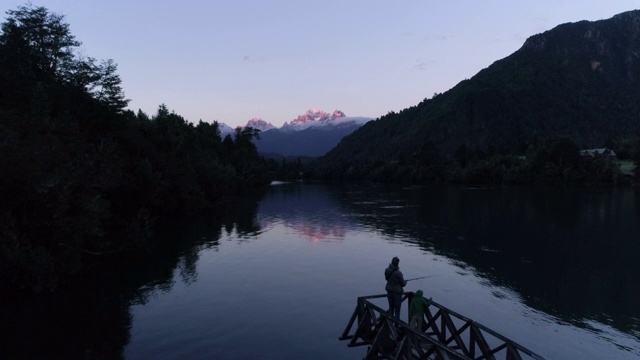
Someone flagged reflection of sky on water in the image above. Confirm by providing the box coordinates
[255,182,640,356]
[257,218,347,243]
[257,183,355,242]
[258,183,429,242]
[8,183,639,360]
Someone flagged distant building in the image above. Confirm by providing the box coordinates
[579,148,617,158]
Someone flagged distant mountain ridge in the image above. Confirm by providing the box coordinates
[282,108,346,131]
[218,108,373,157]
[219,108,369,133]
[256,121,366,157]
[319,9,640,166]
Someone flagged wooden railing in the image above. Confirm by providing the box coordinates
[339,293,545,360]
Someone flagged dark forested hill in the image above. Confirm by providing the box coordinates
[0,5,269,292]
[256,122,363,157]
[316,10,640,181]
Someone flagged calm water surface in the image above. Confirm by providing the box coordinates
[3,183,640,359]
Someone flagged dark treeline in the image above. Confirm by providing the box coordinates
[310,130,640,185]
[0,4,270,292]
[263,155,314,181]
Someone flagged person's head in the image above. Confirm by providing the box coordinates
[391,256,399,266]
[415,289,423,297]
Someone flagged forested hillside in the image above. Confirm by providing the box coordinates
[257,123,363,157]
[314,10,640,184]
[0,5,269,292]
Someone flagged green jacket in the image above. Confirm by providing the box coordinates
[409,290,431,317]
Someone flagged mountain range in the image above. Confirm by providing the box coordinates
[318,9,640,169]
[219,109,372,157]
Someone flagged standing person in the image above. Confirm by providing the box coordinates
[409,289,432,330]
[385,256,407,318]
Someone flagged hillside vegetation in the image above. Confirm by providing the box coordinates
[0,5,269,292]
[314,10,640,184]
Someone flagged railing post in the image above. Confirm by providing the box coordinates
[338,306,359,341]
[406,291,414,323]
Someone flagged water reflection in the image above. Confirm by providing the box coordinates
[258,182,640,343]
[257,183,354,242]
[331,184,640,341]
[3,183,638,359]
[0,193,263,359]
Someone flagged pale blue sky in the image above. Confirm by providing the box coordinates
[3,1,639,127]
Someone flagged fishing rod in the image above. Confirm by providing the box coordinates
[405,275,439,282]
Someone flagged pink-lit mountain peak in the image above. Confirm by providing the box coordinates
[245,117,276,131]
[285,108,347,128]
[224,109,370,137]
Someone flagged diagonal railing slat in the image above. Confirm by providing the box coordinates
[339,293,545,360]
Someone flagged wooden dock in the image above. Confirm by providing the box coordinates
[339,293,545,360]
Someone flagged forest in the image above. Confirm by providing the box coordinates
[0,4,270,292]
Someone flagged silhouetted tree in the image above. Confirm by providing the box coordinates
[0,5,271,293]
[0,4,129,112]
[454,144,469,167]
[549,137,581,166]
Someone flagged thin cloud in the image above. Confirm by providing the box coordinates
[415,57,435,71]
[243,55,265,63]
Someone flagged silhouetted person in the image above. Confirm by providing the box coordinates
[385,256,407,318]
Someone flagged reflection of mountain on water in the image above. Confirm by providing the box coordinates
[258,183,354,242]
[5,183,637,358]
[253,182,640,341]
[332,184,640,342]
[267,220,347,243]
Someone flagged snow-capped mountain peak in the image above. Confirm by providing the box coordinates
[281,108,352,131]
[217,108,373,137]
[245,117,276,132]
[216,122,235,137]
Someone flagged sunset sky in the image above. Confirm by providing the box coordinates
[2,1,639,128]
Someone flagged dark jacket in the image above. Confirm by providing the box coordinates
[385,263,407,294]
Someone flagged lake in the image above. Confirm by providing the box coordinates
[2,182,639,359]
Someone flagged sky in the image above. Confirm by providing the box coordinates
[2,1,640,128]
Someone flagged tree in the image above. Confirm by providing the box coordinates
[1,4,79,81]
[233,126,261,167]
[454,144,469,167]
[92,59,129,112]
[0,4,128,112]
[549,137,581,166]
[64,54,100,90]
[234,126,261,147]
